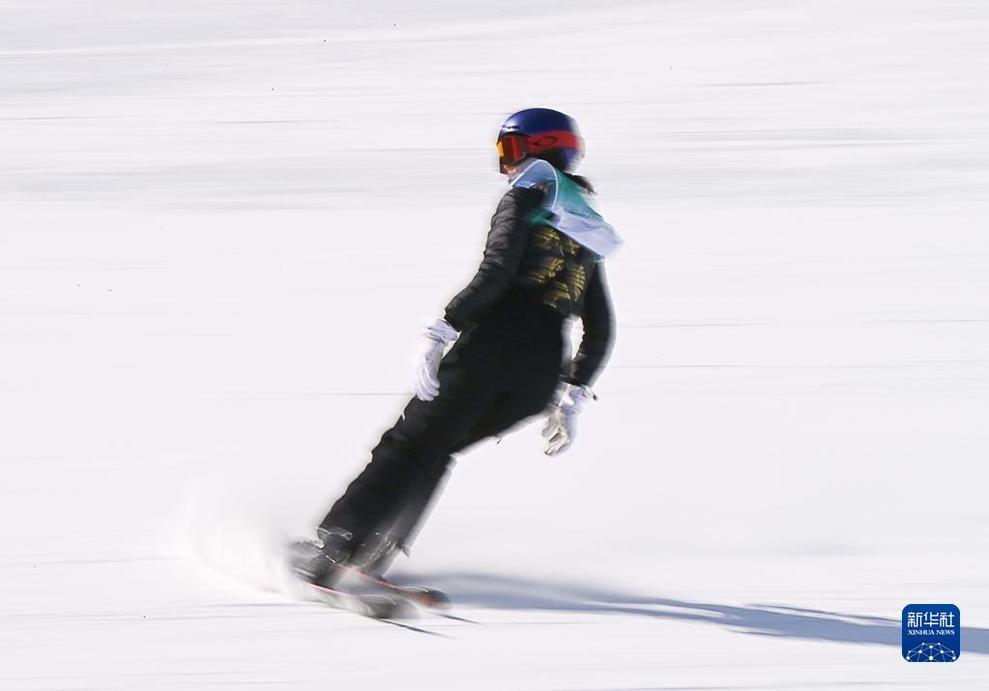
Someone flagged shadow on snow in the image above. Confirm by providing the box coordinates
[390,570,987,654]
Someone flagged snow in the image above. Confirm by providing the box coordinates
[2,0,989,688]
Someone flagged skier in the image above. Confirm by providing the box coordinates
[293,108,621,587]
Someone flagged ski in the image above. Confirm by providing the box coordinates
[336,565,452,611]
[304,581,416,620]
[286,539,455,619]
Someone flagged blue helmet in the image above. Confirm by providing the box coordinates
[497,108,584,174]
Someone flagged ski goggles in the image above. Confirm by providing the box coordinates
[497,130,583,171]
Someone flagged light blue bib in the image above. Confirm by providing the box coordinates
[508,159,622,258]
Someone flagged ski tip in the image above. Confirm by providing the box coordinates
[418,588,452,610]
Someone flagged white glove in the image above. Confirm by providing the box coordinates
[414,318,460,401]
[542,383,594,456]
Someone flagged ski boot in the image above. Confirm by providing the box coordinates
[353,531,404,578]
[289,527,355,587]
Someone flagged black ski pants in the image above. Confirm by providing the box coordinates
[320,302,565,552]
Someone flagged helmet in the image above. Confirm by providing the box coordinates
[496,108,583,174]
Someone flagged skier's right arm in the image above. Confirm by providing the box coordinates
[442,187,543,330]
[543,265,614,454]
[566,264,614,387]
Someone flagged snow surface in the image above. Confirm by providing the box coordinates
[2,0,989,688]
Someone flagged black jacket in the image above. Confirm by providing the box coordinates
[443,186,614,387]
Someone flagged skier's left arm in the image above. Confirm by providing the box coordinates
[414,187,541,401]
[442,186,542,331]
[544,263,615,456]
